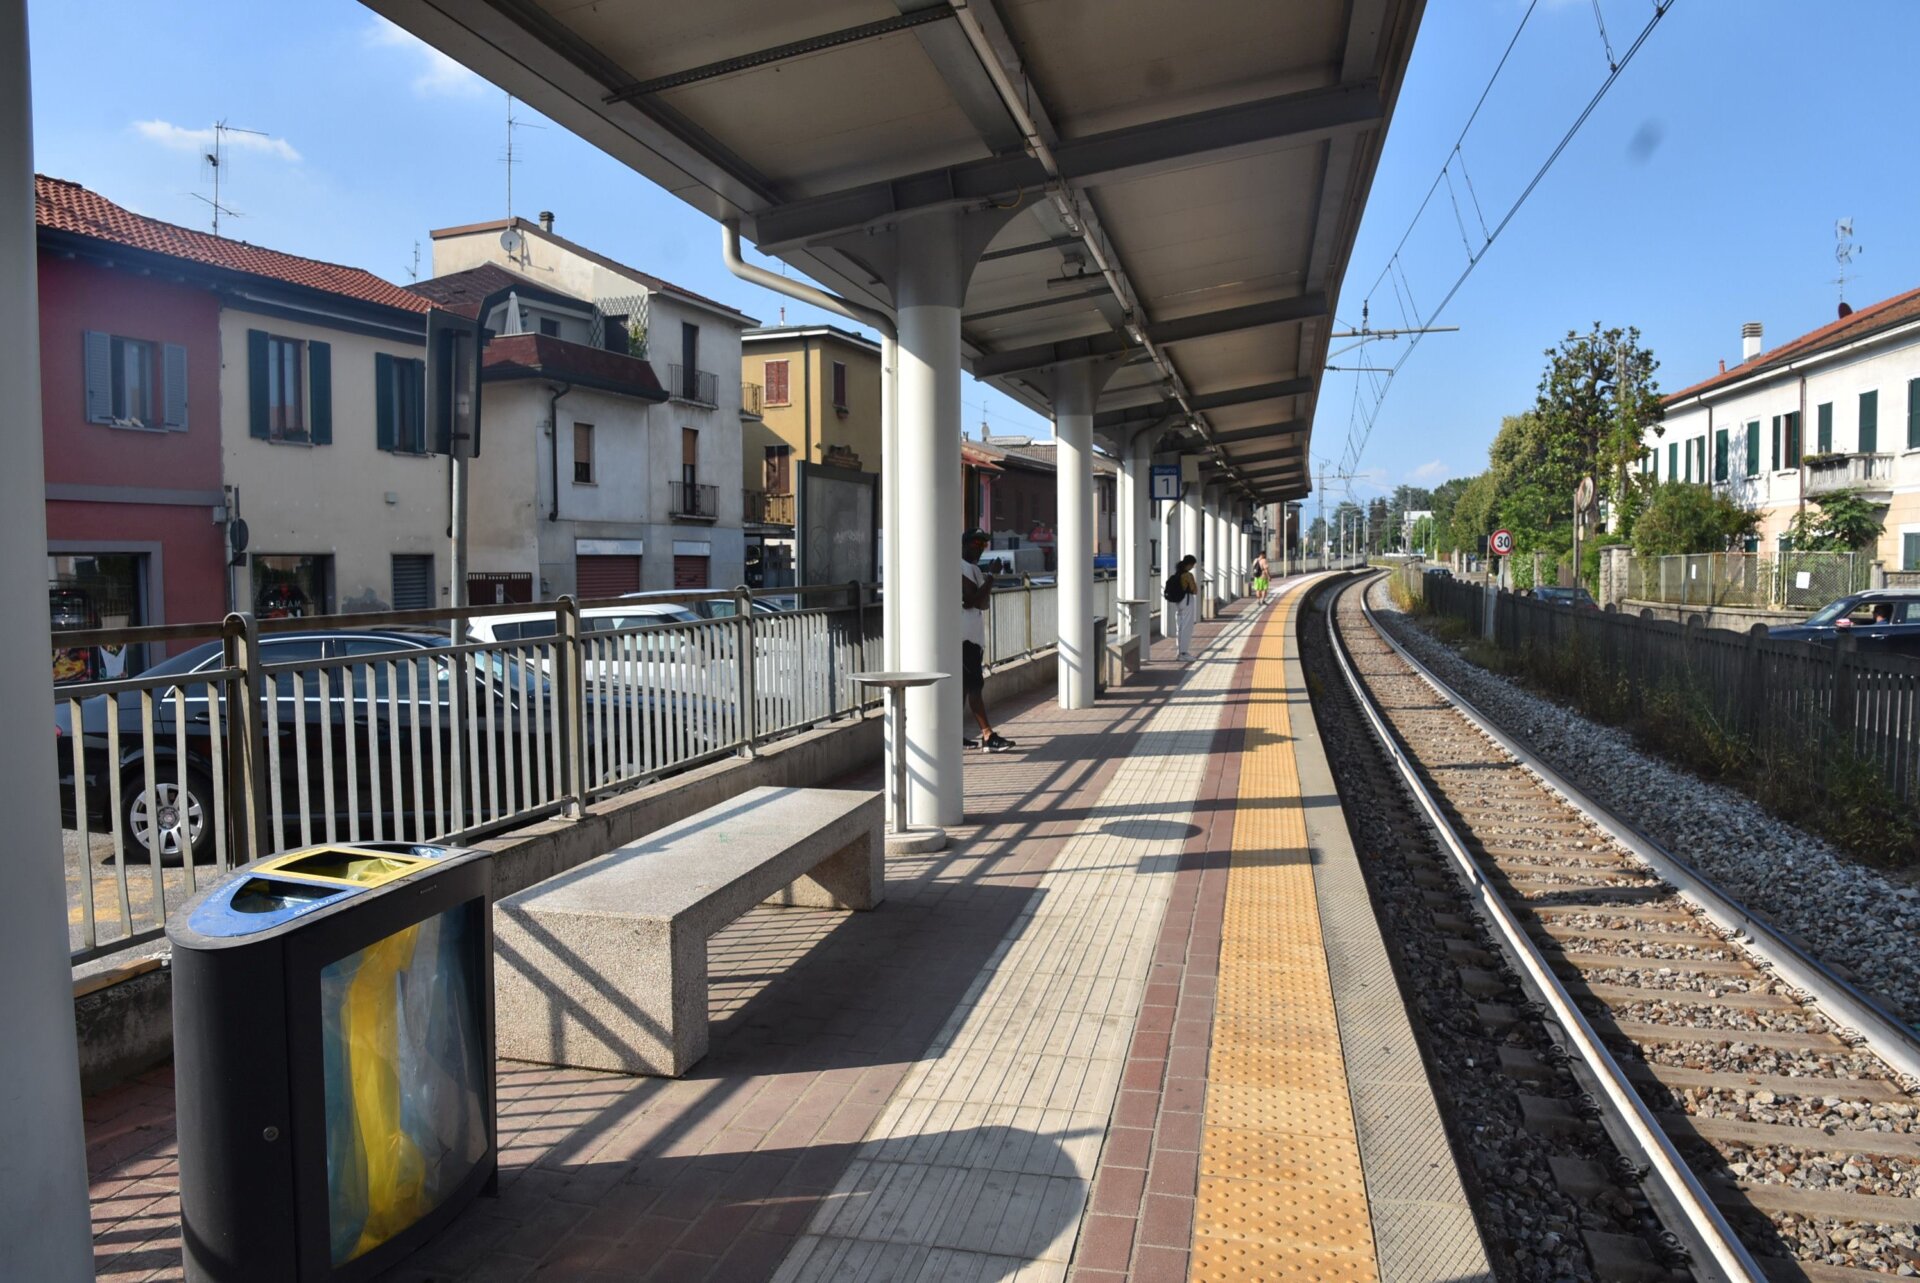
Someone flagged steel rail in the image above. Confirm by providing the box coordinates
[1358,579,1920,1084]
[1322,574,1763,1283]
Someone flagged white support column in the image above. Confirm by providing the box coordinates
[1124,432,1153,665]
[1160,490,1179,640]
[1180,480,1203,617]
[0,2,94,1272]
[894,209,970,828]
[1203,484,1222,611]
[1053,362,1097,710]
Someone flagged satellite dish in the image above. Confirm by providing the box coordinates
[499,228,524,256]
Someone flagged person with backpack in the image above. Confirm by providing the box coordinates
[1164,554,1201,660]
[1251,552,1270,598]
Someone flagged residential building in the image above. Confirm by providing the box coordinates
[35,176,229,674]
[430,213,756,590]
[216,246,438,618]
[1650,290,1920,567]
[739,324,882,587]
[966,434,1119,571]
[410,263,670,600]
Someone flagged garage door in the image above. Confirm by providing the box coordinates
[672,555,709,589]
[576,554,641,598]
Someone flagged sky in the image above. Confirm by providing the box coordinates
[25,1,1920,492]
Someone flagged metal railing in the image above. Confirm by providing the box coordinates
[1805,451,1894,495]
[1624,551,1871,611]
[54,583,883,964]
[667,364,719,407]
[741,381,764,416]
[669,481,720,519]
[743,489,795,525]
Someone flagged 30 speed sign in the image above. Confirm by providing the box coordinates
[1491,528,1514,557]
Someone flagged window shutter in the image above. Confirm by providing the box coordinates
[375,353,396,451]
[247,329,271,439]
[1909,379,1920,451]
[308,340,332,445]
[1860,390,1878,453]
[83,331,113,423]
[1906,532,1920,573]
[1745,422,1760,476]
[1817,403,1832,454]
[161,343,188,429]
[408,359,426,453]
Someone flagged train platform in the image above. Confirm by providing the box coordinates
[83,575,1492,1283]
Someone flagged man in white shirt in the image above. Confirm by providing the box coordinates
[961,530,1015,751]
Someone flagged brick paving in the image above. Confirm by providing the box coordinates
[82,604,1260,1283]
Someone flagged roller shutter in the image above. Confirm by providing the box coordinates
[576,555,641,598]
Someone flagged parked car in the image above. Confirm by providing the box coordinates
[1768,590,1920,655]
[1527,586,1598,610]
[620,589,785,619]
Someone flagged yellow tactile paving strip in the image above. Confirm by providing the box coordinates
[1190,585,1380,1283]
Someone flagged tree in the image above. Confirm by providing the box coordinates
[1366,497,1390,552]
[1533,323,1665,520]
[1630,483,1759,558]
[1784,489,1884,552]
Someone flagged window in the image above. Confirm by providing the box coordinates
[573,423,595,484]
[602,313,628,355]
[1713,427,1729,483]
[1905,532,1920,573]
[765,443,792,493]
[1785,410,1802,464]
[1817,402,1833,454]
[1745,422,1760,477]
[539,317,560,337]
[375,354,427,453]
[764,358,791,405]
[681,427,699,488]
[247,329,332,445]
[83,332,186,429]
[1860,389,1879,453]
[1909,379,1920,450]
[680,322,699,399]
[832,360,848,412]
[251,553,333,618]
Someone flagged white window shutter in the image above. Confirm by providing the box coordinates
[84,330,112,423]
[163,344,189,429]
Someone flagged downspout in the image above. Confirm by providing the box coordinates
[547,382,572,521]
[802,335,812,466]
[721,220,898,659]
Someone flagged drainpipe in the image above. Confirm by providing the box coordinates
[722,220,898,656]
[547,382,572,522]
[802,335,812,466]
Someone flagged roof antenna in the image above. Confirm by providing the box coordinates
[503,93,543,221]
[1834,218,1862,317]
[193,119,269,237]
[407,240,421,282]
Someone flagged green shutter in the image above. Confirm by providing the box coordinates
[308,340,332,445]
[1860,390,1878,453]
[1817,402,1833,454]
[408,359,427,453]
[1789,411,1802,460]
[1668,441,1677,480]
[1907,532,1920,573]
[1771,416,1781,470]
[375,353,396,451]
[1713,428,1728,482]
[1745,421,1760,476]
[1909,379,1920,450]
[247,329,270,439]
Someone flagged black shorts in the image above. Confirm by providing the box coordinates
[961,641,985,694]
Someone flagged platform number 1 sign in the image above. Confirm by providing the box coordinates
[1491,529,1514,557]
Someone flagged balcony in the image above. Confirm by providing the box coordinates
[667,364,719,407]
[744,489,795,526]
[1804,451,1894,498]
[670,481,720,521]
[741,382,764,417]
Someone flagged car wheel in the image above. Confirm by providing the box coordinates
[122,766,215,866]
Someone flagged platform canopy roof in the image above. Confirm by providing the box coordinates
[364,0,1424,502]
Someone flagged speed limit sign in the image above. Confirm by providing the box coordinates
[1491,528,1514,557]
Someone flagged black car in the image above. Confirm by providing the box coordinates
[54,628,657,864]
[1768,591,1920,656]
[1527,585,1598,610]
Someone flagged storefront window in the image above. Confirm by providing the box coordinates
[253,554,334,619]
[49,552,148,683]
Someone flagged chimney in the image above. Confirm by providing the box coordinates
[538,210,554,233]
[1718,359,1726,374]
[1741,321,1763,361]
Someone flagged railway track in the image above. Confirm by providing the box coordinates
[1315,573,1920,1283]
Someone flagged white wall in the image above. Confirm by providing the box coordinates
[220,308,446,612]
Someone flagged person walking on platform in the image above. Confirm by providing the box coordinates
[961,529,1016,752]
[1165,554,1201,660]
[1251,552,1270,599]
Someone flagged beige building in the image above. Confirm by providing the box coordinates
[1650,287,1920,567]
[218,267,443,617]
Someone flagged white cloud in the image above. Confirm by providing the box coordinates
[1410,459,1449,482]
[133,120,301,162]
[365,17,486,98]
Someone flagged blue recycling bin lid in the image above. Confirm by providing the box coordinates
[186,843,466,939]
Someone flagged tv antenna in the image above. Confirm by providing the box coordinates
[196,119,270,237]
[407,240,421,282]
[502,93,543,220]
[1834,218,1862,307]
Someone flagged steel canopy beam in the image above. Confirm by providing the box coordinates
[1209,420,1307,446]
[972,294,1326,378]
[1092,380,1311,431]
[755,82,1382,248]
[605,8,954,101]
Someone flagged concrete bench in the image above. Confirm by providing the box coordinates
[494,785,883,1077]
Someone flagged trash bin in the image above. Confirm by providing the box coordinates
[170,842,495,1282]
[1092,615,1109,697]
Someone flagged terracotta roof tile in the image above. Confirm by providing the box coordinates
[1665,284,1920,404]
[36,174,429,313]
[408,263,586,318]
